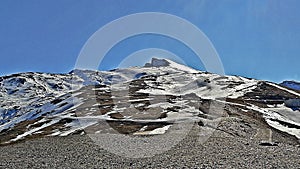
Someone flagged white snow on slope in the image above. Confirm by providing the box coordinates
[149,125,172,135]
[10,119,60,142]
[217,100,300,139]
[266,119,300,139]
[138,69,258,100]
[1,57,300,143]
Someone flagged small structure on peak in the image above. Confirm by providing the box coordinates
[144,58,170,67]
[144,57,199,73]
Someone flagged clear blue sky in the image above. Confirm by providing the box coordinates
[0,0,299,82]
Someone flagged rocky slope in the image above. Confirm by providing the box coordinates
[0,58,299,147]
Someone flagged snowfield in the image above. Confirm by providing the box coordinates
[0,58,299,144]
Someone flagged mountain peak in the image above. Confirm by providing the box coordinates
[144,58,198,73]
[144,58,170,67]
[1,60,300,146]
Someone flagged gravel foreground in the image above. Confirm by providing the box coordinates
[0,124,299,169]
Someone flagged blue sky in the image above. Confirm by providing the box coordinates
[0,0,299,82]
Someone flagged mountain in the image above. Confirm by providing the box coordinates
[280,80,300,91]
[0,58,300,145]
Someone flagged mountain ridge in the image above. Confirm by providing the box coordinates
[280,80,300,91]
[0,58,299,145]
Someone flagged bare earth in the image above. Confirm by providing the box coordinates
[0,124,299,169]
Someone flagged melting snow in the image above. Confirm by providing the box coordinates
[1,57,300,143]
